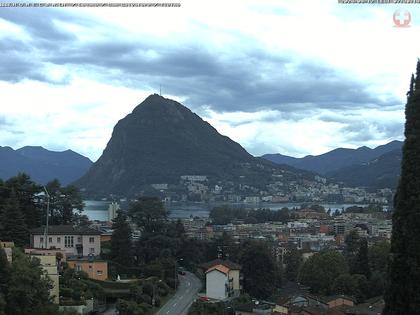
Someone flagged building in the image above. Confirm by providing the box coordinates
[108,202,120,222]
[201,259,242,300]
[0,241,14,263]
[67,256,108,281]
[26,253,59,304]
[30,225,102,257]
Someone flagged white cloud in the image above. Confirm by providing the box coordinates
[0,0,413,160]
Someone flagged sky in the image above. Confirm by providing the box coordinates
[0,0,419,161]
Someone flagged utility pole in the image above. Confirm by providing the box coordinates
[43,187,50,249]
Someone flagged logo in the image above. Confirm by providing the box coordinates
[393,10,411,28]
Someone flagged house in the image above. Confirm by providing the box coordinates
[235,301,275,315]
[344,297,384,315]
[200,259,242,300]
[67,256,108,281]
[26,253,59,304]
[0,241,14,263]
[30,225,102,257]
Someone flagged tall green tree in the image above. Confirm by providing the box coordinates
[0,195,28,247]
[128,197,169,234]
[299,251,348,295]
[284,249,303,281]
[111,210,133,270]
[239,241,280,299]
[352,238,370,278]
[5,249,57,315]
[4,174,42,229]
[383,63,420,314]
[46,180,84,225]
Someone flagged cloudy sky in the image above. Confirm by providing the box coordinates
[0,0,419,161]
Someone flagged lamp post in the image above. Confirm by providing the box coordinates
[44,187,50,249]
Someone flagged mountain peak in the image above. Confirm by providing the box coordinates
[75,95,310,197]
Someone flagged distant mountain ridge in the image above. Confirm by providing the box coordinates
[326,148,402,189]
[0,146,93,185]
[262,141,403,189]
[76,94,315,197]
[262,140,403,175]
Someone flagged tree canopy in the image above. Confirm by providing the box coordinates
[383,61,420,314]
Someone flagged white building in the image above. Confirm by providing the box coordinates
[30,225,102,257]
[203,260,242,300]
[108,202,120,221]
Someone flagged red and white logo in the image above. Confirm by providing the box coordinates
[393,10,411,28]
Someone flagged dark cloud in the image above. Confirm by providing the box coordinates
[0,9,401,116]
[0,8,405,152]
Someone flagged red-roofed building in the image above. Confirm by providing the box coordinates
[201,259,242,300]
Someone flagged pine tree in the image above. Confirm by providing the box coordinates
[110,210,133,271]
[0,194,28,248]
[383,61,420,314]
[353,238,370,279]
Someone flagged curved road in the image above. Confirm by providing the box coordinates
[156,272,202,315]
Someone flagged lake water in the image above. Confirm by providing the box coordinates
[82,200,374,222]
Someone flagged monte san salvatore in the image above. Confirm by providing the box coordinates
[75,94,314,198]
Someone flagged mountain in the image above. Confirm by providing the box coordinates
[0,146,93,185]
[76,94,314,197]
[262,140,403,175]
[326,149,402,189]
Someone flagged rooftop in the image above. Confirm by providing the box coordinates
[30,225,101,235]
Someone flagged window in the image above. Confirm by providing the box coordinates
[77,236,82,243]
[49,237,52,243]
[76,265,81,272]
[97,270,103,276]
[89,248,95,254]
[64,236,74,248]
[89,265,92,269]
[89,237,95,243]
[40,237,44,244]
[57,237,61,243]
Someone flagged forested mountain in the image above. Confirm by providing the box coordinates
[0,146,92,185]
[76,94,314,196]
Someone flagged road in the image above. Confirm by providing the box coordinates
[156,272,202,315]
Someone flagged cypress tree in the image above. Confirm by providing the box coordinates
[353,238,370,279]
[110,210,133,271]
[0,194,28,248]
[383,61,420,314]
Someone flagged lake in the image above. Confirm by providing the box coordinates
[82,200,375,222]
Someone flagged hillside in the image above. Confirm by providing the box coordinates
[0,146,93,185]
[76,94,314,197]
[326,148,402,189]
[262,140,403,175]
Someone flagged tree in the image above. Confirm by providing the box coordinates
[332,273,369,303]
[0,248,10,297]
[0,195,28,247]
[284,249,302,281]
[5,249,57,315]
[239,241,279,299]
[383,62,420,314]
[46,180,84,225]
[369,241,390,274]
[298,251,348,295]
[110,210,133,270]
[4,174,42,229]
[352,238,370,278]
[128,197,169,234]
